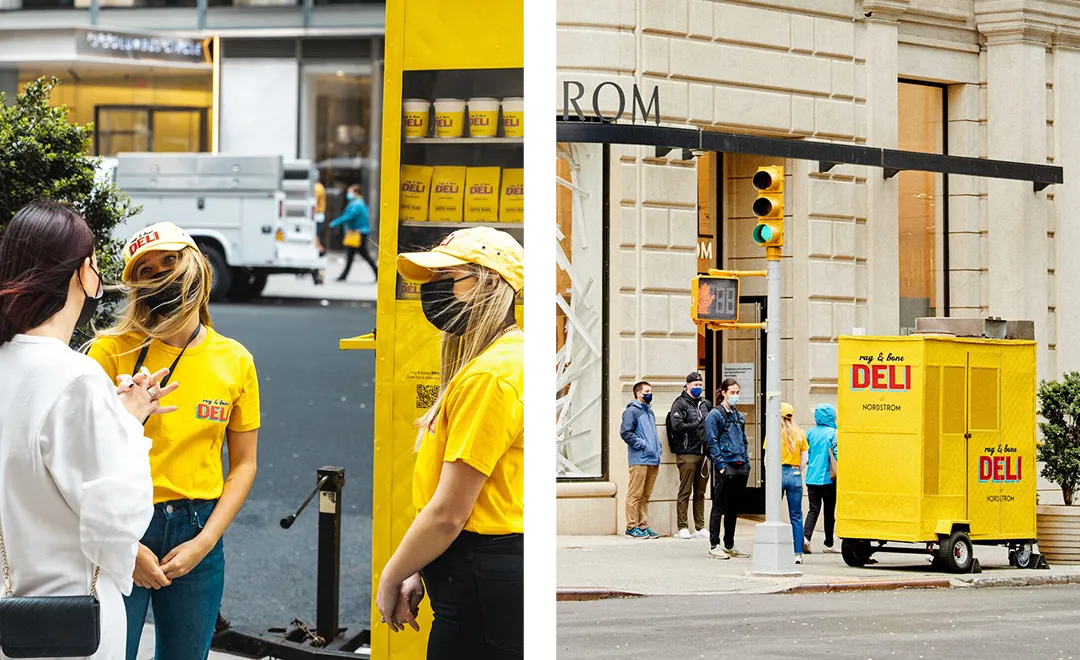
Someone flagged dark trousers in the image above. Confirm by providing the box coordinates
[805,483,837,546]
[340,234,378,279]
[421,531,523,659]
[709,468,749,550]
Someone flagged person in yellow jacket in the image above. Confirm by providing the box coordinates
[375,227,524,659]
[764,402,809,564]
[87,222,260,660]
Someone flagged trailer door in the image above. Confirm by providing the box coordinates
[967,349,1003,540]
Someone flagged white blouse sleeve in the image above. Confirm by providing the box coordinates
[38,374,154,595]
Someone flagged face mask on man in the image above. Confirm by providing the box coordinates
[690,386,703,398]
[419,276,472,335]
[642,393,653,405]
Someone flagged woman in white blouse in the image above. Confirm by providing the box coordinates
[0,200,176,659]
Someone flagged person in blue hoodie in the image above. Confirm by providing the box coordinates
[620,381,661,539]
[705,378,751,559]
[803,404,839,554]
[330,184,378,282]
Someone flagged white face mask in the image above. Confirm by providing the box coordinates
[727,394,740,406]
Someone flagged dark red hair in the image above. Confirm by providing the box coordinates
[0,200,95,346]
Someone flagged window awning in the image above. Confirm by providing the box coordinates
[556,120,1063,192]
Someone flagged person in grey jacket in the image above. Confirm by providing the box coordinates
[621,381,661,539]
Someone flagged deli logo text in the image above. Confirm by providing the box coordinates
[401,181,427,193]
[562,80,661,125]
[434,183,460,194]
[850,364,911,392]
[129,230,161,255]
[197,399,230,424]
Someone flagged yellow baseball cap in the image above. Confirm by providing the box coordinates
[397,226,524,292]
[121,222,198,283]
[781,402,795,418]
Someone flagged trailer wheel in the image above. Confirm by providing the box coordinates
[198,243,231,301]
[939,531,974,573]
[841,539,872,567]
[228,270,268,302]
[1011,543,1035,569]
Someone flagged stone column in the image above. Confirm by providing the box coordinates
[977,13,1052,379]
[1053,31,1080,374]
[860,0,907,335]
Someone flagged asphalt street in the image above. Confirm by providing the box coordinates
[209,299,376,632]
[558,585,1080,659]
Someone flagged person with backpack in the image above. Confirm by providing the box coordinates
[667,372,712,539]
[621,381,661,539]
[804,403,840,554]
[705,378,751,559]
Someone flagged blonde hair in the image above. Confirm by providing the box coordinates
[415,263,518,448]
[89,247,213,355]
[781,415,803,459]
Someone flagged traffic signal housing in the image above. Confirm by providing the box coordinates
[752,165,784,248]
[691,274,741,325]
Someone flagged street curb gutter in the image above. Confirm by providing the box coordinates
[958,574,1080,589]
[556,588,646,602]
[780,578,952,594]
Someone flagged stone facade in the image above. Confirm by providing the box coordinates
[557,0,1079,535]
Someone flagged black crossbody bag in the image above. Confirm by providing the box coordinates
[0,522,101,657]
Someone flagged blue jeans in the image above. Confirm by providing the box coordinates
[781,465,805,554]
[125,499,224,660]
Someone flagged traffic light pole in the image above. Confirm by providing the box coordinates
[751,246,800,576]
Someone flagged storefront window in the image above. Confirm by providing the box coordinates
[897,81,946,334]
[95,106,208,156]
[556,142,605,479]
[98,0,197,7]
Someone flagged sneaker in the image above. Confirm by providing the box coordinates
[692,529,710,539]
[708,546,730,560]
[724,546,749,558]
[643,527,660,539]
[795,554,803,565]
[677,528,692,540]
[824,543,841,554]
[625,527,648,539]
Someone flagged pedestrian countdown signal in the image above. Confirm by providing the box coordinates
[692,275,740,324]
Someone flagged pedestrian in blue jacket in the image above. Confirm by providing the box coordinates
[330,184,378,282]
[804,404,839,554]
[705,378,751,559]
[620,381,661,539]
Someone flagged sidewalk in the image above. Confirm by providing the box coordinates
[558,517,1080,599]
[137,625,260,659]
[261,252,377,303]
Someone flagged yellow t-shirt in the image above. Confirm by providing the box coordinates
[412,332,524,535]
[315,182,327,214]
[88,327,261,504]
[764,426,809,467]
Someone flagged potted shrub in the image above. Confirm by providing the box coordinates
[1035,372,1080,564]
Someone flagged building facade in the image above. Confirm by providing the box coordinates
[0,0,384,220]
[556,0,1080,535]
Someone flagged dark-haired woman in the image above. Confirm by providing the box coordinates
[0,200,174,659]
[705,378,751,560]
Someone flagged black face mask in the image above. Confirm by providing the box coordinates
[420,277,472,335]
[75,266,103,330]
[145,272,189,318]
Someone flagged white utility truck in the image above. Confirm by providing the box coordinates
[99,153,325,301]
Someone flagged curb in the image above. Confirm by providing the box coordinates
[958,574,1080,589]
[556,588,646,602]
[781,578,953,594]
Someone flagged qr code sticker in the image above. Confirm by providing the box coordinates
[416,384,439,409]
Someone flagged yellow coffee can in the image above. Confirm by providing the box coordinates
[402,99,430,138]
[468,98,500,138]
[502,97,523,138]
[433,98,466,138]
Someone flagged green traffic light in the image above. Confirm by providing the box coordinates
[753,223,773,244]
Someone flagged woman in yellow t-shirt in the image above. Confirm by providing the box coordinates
[375,227,524,659]
[87,223,260,660]
[766,402,810,564]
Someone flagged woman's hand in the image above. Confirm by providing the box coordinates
[133,543,171,590]
[391,573,424,632]
[117,367,179,422]
[376,575,403,632]
[160,537,213,580]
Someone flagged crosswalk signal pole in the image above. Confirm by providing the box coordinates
[749,166,799,576]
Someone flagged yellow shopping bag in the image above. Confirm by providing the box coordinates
[343,230,362,248]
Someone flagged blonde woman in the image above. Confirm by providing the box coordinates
[375,227,524,660]
[765,402,809,563]
[87,223,260,660]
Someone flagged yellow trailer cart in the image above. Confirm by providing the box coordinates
[340,2,523,658]
[835,331,1041,573]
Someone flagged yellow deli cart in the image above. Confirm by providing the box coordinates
[340,1,524,658]
[835,323,1043,574]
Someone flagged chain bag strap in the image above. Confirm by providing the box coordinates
[0,516,102,657]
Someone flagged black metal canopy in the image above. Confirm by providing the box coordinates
[555,120,1063,192]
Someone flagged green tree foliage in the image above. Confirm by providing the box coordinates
[0,77,139,347]
[1037,372,1080,505]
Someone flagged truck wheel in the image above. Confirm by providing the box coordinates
[939,531,974,573]
[198,243,231,301]
[841,539,872,567]
[1012,543,1035,569]
[228,270,267,302]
